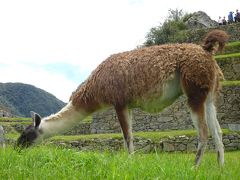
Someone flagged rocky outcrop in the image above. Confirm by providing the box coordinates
[181,23,240,43]
[184,11,218,29]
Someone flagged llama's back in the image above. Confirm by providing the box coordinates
[71,43,217,109]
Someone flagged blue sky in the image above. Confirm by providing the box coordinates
[0,0,239,102]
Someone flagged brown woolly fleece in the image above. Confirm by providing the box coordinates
[70,30,228,112]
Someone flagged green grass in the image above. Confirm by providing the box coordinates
[0,117,31,122]
[215,52,240,60]
[221,80,240,87]
[50,130,198,142]
[51,133,123,141]
[4,133,19,140]
[49,129,234,143]
[0,116,91,123]
[217,41,240,55]
[82,115,92,123]
[6,129,237,144]
[0,121,31,126]
[0,121,31,135]
[0,146,239,179]
[226,41,240,47]
[224,41,240,53]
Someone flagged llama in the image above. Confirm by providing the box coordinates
[17,30,228,167]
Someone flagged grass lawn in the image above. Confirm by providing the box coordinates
[5,128,239,146]
[50,129,235,143]
[217,41,240,55]
[225,41,240,48]
[215,52,240,60]
[221,80,240,87]
[0,146,239,179]
[0,117,31,122]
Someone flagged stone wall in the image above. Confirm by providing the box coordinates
[50,133,240,152]
[218,86,240,129]
[217,57,240,81]
[64,123,91,135]
[91,85,240,134]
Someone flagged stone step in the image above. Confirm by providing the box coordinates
[47,133,240,152]
[0,121,31,134]
[218,42,240,55]
[216,55,240,80]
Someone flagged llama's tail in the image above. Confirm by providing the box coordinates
[202,30,229,53]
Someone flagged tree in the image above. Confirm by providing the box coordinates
[144,9,190,46]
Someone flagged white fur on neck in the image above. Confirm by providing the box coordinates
[39,101,88,137]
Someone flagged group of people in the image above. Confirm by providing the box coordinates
[218,9,240,25]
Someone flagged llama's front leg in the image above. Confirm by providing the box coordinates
[115,106,134,154]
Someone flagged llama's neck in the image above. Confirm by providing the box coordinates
[39,101,88,137]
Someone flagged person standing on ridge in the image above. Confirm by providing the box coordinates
[228,11,234,24]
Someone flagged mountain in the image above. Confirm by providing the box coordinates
[0,83,66,117]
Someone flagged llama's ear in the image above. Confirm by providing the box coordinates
[30,111,42,128]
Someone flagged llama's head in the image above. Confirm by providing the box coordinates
[16,112,42,148]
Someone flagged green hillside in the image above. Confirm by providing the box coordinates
[0,83,66,117]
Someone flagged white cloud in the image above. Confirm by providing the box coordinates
[0,63,77,102]
[0,0,239,101]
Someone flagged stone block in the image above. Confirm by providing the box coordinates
[177,144,186,151]
[228,124,240,131]
[187,143,197,152]
[163,142,175,152]
[0,125,5,148]
[223,138,230,145]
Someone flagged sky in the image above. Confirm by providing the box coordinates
[0,0,239,102]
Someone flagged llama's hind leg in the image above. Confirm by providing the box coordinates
[115,106,134,154]
[205,94,224,166]
[183,80,209,167]
[182,84,208,166]
[190,108,209,167]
